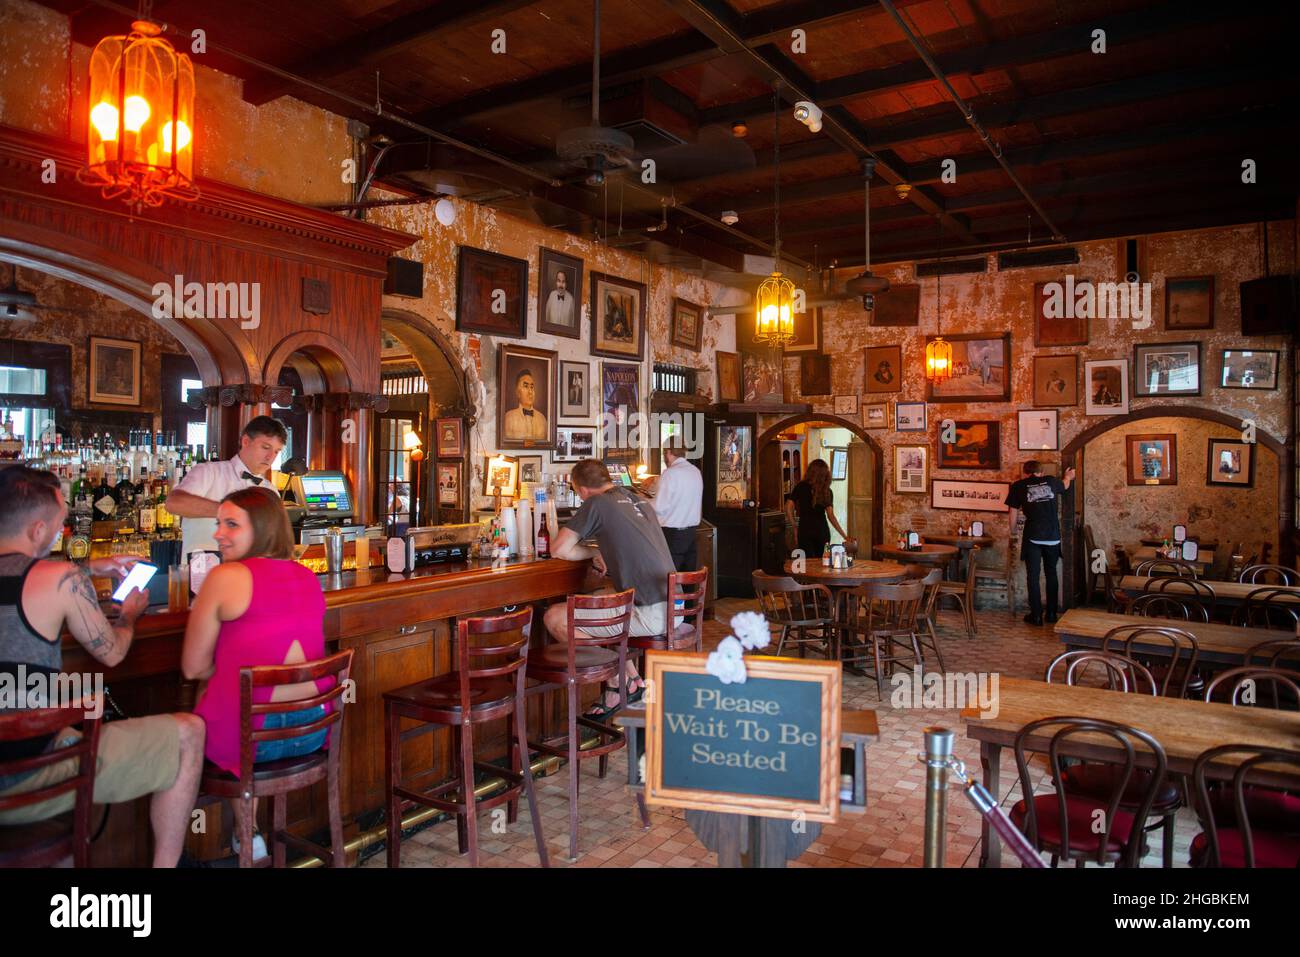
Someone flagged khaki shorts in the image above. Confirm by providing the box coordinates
[573,598,668,639]
[0,714,181,826]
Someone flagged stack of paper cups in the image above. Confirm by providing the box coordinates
[501,506,519,557]
[516,498,534,558]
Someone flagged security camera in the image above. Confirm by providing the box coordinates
[720,210,739,225]
[793,101,823,133]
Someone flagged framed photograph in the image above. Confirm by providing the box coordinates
[830,448,848,481]
[601,361,641,460]
[590,272,646,360]
[88,336,141,405]
[554,425,596,463]
[517,454,545,488]
[1034,279,1089,347]
[1221,350,1279,390]
[926,333,1010,402]
[559,360,590,418]
[1033,354,1078,406]
[670,297,704,352]
[742,350,783,404]
[434,417,464,457]
[937,420,1001,470]
[716,424,752,506]
[864,344,902,394]
[497,344,557,449]
[536,247,583,339]
[1017,409,1059,451]
[483,454,519,498]
[1084,358,1129,415]
[862,402,888,429]
[716,351,742,402]
[800,354,831,395]
[1165,275,1214,330]
[784,308,822,354]
[456,245,527,339]
[1133,341,1200,397]
[893,445,928,494]
[931,479,1010,513]
[436,461,461,507]
[1207,437,1255,488]
[895,401,927,432]
[1125,433,1177,486]
[870,284,920,326]
[833,395,856,416]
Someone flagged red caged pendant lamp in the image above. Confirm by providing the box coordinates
[77,14,199,209]
[925,217,952,384]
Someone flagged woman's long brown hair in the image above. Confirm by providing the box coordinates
[220,486,295,560]
[804,459,833,507]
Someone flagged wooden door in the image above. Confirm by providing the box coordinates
[847,439,874,544]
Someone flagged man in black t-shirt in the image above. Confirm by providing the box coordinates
[1005,460,1076,626]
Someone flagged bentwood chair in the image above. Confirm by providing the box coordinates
[1204,666,1300,710]
[837,579,925,698]
[385,610,548,868]
[1102,623,1203,699]
[1101,565,1138,614]
[1245,637,1300,670]
[202,648,353,868]
[1239,564,1300,586]
[1146,576,1216,619]
[974,538,1018,620]
[1134,558,1198,579]
[909,566,948,672]
[1127,591,1210,623]
[527,589,635,861]
[1081,525,1104,606]
[0,704,102,868]
[1045,650,1157,694]
[1232,587,1300,630]
[1011,716,1169,868]
[937,544,980,638]
[1190,745,1300,867]
[752,571,835,660]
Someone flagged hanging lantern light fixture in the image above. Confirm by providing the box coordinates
[925,217,952,383]
[754,86,796,347]
[78,18,199,209]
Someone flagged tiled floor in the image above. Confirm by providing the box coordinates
[363,598,1202,869]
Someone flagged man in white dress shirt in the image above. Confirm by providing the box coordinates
[166,416,287,560]
[648,439,702,571]
[544,268,576,331]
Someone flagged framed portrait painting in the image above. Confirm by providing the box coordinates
[864,344,902,394]
[784,308,821,354]
[926,333,1010,402]
[937,421,1001,470]
[1017,409,1059,451]
[559,360,590,418]
[1034,280,1089,347]
[456,246,527,339]
[517,454,544,488]
[1165,275,1214,330]
[497,344,557,450]
[1033,354,1078,406]
[1220,350,1279,390]
[670,298,704,352]
[1206,437,1254,488]
[88,336,141,406]
[1084,359,1129,415]
[716,351,742,402]
[1125,433,1177,486]
[434,417,464,457]
[1133,341,1200,397]
[893,445,927,494]
[590,272,646,360]
[536,247,583,339]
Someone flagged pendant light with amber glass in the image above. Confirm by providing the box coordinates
[925,218,952,383]
[754,87,795,347]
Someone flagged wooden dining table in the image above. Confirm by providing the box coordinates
[1118,576,1300,607]
[963,676,1300,867]
[874,543,959,569]
[922,534,994,579]
[783,558,909,588]
[1054,607,1294,667]
[1129,545,1215,575]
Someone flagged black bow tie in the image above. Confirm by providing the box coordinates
[556,293,566,300]
[521,409,534,417]
[241,471,263,485]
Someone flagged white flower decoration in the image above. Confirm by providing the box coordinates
[730,611,772,650]
[706,636,748,684]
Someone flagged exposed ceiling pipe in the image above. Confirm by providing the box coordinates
[876,0,1066,243]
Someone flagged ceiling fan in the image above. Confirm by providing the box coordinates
[553,0,635,187]
[807,158,891,308]
[0,266,79,323]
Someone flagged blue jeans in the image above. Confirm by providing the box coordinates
[1021,541,1062,617]
[256,705,327,763]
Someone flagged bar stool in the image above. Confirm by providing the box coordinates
[385,608,549,868]
[629,569,709,661]
[200,648,354,868]
[838,578,925,697]
[527,589,635,861]
[0,704,101,867]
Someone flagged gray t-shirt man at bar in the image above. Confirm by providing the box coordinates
[563,485,674,607]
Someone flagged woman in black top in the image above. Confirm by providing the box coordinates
[783,459,851,560]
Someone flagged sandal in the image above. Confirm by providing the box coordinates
[584,678,644,719]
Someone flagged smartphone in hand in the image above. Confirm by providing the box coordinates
[111,561,158,603]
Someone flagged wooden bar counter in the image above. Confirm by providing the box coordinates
[64,555,590,866]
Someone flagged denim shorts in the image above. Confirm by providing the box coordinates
[255,705,328,763]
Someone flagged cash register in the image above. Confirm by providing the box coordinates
[285,469,368,545]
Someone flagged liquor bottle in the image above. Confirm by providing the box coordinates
[93,469,117,522]
[155,471,174,532]
[115,482,137,539]
[73,487,93,536]
[536,514,550,559]
[137,474,157,535]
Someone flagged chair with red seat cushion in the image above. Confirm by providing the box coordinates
[1011,716,1169,868]
[1190,744,1300,868]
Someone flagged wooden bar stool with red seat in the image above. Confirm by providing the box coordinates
[200,648,354,868]
[626,568,709,673]
[0,704,101,867]
[526,588,635,862]
[385,607,549,868]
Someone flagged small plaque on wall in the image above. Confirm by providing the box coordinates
[302,277,332,315]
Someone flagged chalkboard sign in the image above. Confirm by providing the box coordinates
[644,651,840,822]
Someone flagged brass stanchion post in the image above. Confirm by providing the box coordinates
[923,726,955,868]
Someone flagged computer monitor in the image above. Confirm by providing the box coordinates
[290,470,355,518]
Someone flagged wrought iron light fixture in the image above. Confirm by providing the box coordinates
[925,217,952,383]
[754,86,796,347]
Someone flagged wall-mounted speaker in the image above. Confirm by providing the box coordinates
[384,257,424,298]
[1124,238,1140,285]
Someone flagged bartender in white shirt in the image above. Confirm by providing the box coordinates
[166,416,287,560]
[647,438,703,571]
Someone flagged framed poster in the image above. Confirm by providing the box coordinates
[864,344,902,394]
[455,245,527,339]
[483,454,519,498]
[742,350,783,404]
[1133,341,1200,397]
[670,297,704,352]
[870,284,920,326]
[784,308,822,354]
[601,361,641,460]
[800,354,831,395]
[830,448,848,481]
[893,445,927,494]
[554,425,596,463]
[1033,354,1078,406]
[1165,275,1214,330]
[716,424,752,506]
[862,402,888,429]
[536,247,583,339]
[1034,280,1089,347]
[1221,350,1279,390]
[716,351,742,402]
[436,460,461,507]
[517,454,544,487]
[559,360,590,418]
[895,401,927,432]
[1084,358,1129,415]
[930,479,1010,513]
[497,344,557,449]
[937,420,1001,470]
[434,417,464,457]
[590,272,647,360]
[88,336,141,406]
[833,395,856,416]
[926,333,1010,402]
[1125,433,1177,486]
[1207,437,1255,488]
[1017,409,1059,451]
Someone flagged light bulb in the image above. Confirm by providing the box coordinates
[123,95,151,132]
[162,120,191,152]
[91,102,119,142]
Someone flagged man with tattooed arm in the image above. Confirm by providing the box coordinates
[0,466,204,867]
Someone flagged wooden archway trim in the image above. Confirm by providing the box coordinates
[380,307,475,420]
[262,331,364,394]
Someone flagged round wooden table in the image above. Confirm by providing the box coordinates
[923,535,994,580]
[873,543,959,568]
[782,558,909,588]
